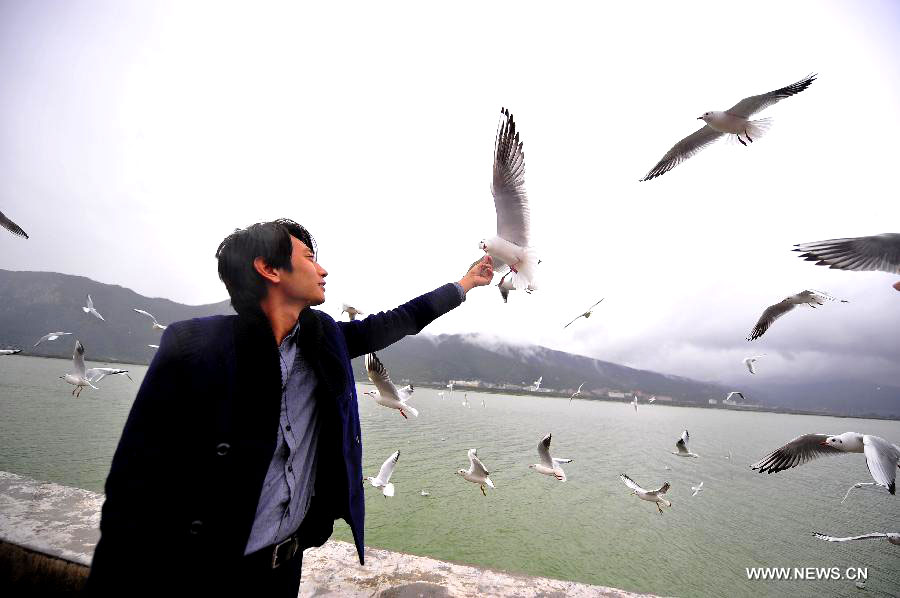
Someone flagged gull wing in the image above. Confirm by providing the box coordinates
[639,125,724,181]
[0,210,28,238]
[491,107,530,247]
[726,392,745,402]
[747,299,796,341]
[726,74,817,118]
[537,433,554,467]
[586,298,605,311]
[794,233,900,274]
[563,313,584,328]
[676,430,690,453]
[375,450,400,485]
[653,482,671,495]
[750,433,844,473]
[619,474,646,493]
[365,352,398,399]
[468,449,490,476]
[34,332,70,347]
[85,367,132,383]
[133,308,160,326]
[813,532,888,543]
[863,436,899,494]
[86,294,94,310]
[72,340,86,377]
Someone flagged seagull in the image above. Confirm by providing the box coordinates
[85,367,133,383]
[495,258,540,302]
[725,391,745,403]
[725,450,733,461]
[365,450,399,497]
[148,344,159,349]
[794,233,900,291]
[82,294,105,321]
[33,332,73,348]
[747,290,847,341]
[0,209,28,238]
[446,381,454,401]
[569,382,585,403]
[59,340,98,397]
[479,107,539,291]
[420,490,430,497]
[0,349,22,356]
[640,74,816,181]
[631,396,639,412]
[133,308,167,331]
[664,465,672,471]
[648,396,656,403]
[813,532,900,546]
[673,430,699,458]
[529,433,573,482]
[457,448,495,496]
[437,391,445,399]
[691,481,704,497]
[743,355,765,374]
[341,304,364,321]
[461,393,470,408]
[619,474,672,514]
[563,299,605,328]
[841,482,881,504]
[531,376,542,391]
[363,353,418,418]
[750,433,900,494]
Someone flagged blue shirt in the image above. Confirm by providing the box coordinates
[244,321,321,554]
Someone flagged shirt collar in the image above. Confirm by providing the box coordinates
[279,320,301,348]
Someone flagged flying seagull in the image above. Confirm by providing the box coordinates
[747,290,847,341]
[59,340,98,397]
[479,107,539,291]
[751,433,900,494]
[0,209,28,238]
[529,433,573,482]
[620,474,672,514]
[33,332,73,348]
[82,294,105,321]
[457,448,495,496]
[85,367,133,383]
[531,376,542,391]
[563,298,605,329]
[841,482,880,504]
[813,532,900,546]
[363,352,418,418]
[691,481,704,497]
[133,309,167,331]
[341,304,364,320]
[0,349,22,356]
[673,430,699,457]
[569,382,585,403]
[640,74,816,181]
[725,391,745,403]
[743,355,765,374]
[794,233,900,291]
[148,344,159,349]
[365,450,400,497]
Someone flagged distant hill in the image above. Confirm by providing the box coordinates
[0,269,233,363]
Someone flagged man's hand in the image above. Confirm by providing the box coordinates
[458,255,494,293]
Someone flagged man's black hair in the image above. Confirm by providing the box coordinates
[215,218,316,314]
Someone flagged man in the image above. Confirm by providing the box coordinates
[87,219,493,595]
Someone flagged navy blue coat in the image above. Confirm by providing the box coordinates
[87,283,462,592]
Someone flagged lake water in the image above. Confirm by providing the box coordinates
[1,355,898,597]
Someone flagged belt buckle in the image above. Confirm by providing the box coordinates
[271,536,298,569]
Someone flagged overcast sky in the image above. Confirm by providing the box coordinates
[2,1,899,388]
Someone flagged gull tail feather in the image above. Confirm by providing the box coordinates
[382,483,395,497]
[403,404,419,418]
[484,477,495,489]
[509,248,540,290]
[745,117,773,140]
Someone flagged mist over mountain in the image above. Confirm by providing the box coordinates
[2,270,897,417]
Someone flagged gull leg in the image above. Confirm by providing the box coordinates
[737,135,747,147]
[399,410,408,419]
[657,502,663,514]
[745,129,753,143]
[481,484,486,496]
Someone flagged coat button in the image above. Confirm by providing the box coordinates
[216,443,230,456]
[355,435,360,445]
[189,520,204,535]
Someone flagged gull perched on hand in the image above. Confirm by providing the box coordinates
[86,367,133,384]
[82,294,105,321]
[457,448,495,496]
[529,433,573,481]
[794,233,900,291]
[751,433,900,494]
[743,355,765,374]
[33,332,73,348]
[133,309,167,331]
[569,382,585,403]
[363,352,418,418]
[59,340,98,397]
[620,474,672,514]
[341,304,364,320]
[813,532,900,546]
[747,290,847,341]
[365,450,400,497]
[640,74,816,181]
[563,298,604,329]
[0,209,28,238]
[479,107,539,292]
[673,430,699,457]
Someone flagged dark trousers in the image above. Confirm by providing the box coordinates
[233,547,303,597]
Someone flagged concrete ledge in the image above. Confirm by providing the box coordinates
[0,472,654,597]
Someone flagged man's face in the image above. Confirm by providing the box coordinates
[278,235,328,307]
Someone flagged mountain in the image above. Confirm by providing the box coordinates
[750,380,900,419]
[0,269,233,363]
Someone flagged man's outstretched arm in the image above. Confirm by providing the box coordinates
[340,256,493,359]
